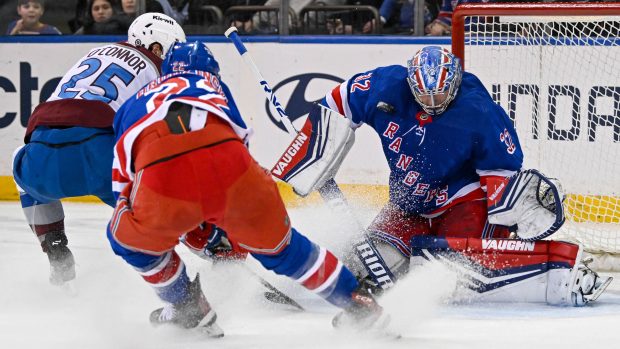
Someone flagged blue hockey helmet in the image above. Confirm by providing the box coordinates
[407,46,462,115]
[162,41,220,76]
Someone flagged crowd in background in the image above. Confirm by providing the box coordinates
[2,0,613,36]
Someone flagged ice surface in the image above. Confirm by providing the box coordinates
[1,202,619,349]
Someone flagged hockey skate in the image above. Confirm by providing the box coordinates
[332,285,397,337]
[571,257,613,306]
[42,231,76,286]
[150,274,224,338]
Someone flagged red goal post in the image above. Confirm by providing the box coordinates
[452,2,620,66]
[451,2,620,270]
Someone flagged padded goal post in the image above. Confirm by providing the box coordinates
[452,3,620,269]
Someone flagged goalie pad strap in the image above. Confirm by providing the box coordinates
[369,230,412,258]
[271,104,355,197]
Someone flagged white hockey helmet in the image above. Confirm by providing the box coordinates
[128,12,186,58]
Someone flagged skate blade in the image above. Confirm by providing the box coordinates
[334,313,401,339]
[195,310,224,338]
[589,276,613,302]
[335,324,401,340]
[369,314,401,340]
[196,322,224,338]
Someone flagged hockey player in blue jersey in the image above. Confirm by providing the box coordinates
[272,46,611,306]
[11,13,185,288]
[106,41,392,337]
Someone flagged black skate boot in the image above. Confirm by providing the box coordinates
[332,284,394,334]
[150,274,224,338]
[42,230,76,286]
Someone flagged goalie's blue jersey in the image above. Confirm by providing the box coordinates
[322,67,523,216]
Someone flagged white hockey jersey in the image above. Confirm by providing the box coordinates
[47,42,161,112]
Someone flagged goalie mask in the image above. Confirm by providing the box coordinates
[128,12,186,58]
[407,46,462,115]
[162,41,220,76]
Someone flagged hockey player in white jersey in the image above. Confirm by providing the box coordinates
[11,13,185,287]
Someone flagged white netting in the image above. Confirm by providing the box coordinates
[461,14,620,263]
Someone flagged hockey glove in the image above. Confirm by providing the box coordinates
[486,169,565,241]
[181,223,248,262]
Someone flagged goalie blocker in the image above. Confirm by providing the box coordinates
[270,104,355,197]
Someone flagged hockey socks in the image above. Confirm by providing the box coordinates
[138,251,191,304]
[18,195,76,285]
[252,228,359,308]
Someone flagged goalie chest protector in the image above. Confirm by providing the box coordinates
[323,66,524,215]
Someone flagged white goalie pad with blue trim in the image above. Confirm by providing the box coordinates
[270,104,355,197]
[487,169,565,241]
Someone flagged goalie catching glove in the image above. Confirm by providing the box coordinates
[271,104,355,197]
[486,169,565,241]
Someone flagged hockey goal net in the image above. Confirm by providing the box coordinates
[452,3,620,270]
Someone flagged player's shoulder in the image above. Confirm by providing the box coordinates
[83,42,162,72]
[459,72,490,98]
[115,93,136,117]
[349,65,407,95]
[368,65,408,83]
[453,72,497,114]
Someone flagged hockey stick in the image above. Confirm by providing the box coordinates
[254,273,305,311]
[224,27,397,291]
[231,263,304,311]
[224,26,351,214]
[199,230,305,311]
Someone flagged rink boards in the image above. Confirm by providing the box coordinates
[0,36,447,204]
[0,36,617,220]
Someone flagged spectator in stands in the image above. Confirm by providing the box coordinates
[364,0,439,34]
[6,0,61,35]
[159,0,189,24]
[426,0,491,36]
[74,0,127,35]
[69,0,88,33]
[252,0,347,34]
[120,0,186,24]
[225,0,268,35]
[116,0,163,30]
[120,0,159,18]
[328,0,382,35]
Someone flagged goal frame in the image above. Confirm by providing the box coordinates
[452,2,620,66]
[450,2,620,268]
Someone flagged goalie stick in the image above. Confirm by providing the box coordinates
[224,27,397,292]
